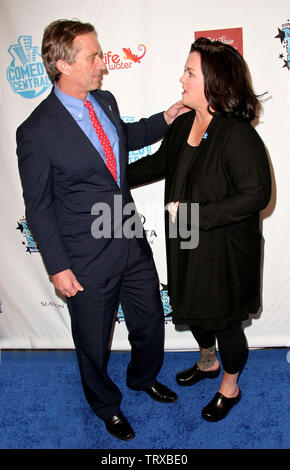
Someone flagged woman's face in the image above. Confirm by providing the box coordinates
[180,51,208,111]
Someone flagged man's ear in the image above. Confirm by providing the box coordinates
[56,59,70,76]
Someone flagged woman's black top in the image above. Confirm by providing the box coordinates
[170,142,259,331]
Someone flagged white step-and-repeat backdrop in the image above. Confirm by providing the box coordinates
[0,0,289,350]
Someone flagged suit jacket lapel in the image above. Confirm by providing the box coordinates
[91,90,127,187]
[45,91,119,187]
[91,90,121,132]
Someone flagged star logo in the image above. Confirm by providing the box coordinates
[16,221,24,233]
[274,21,290,71]
[275,28,285,42]
[16,218,39,253]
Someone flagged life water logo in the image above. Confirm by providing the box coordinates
[7,35,51,98]
[16,218,39,253]
[122,116,152,162]
[275,20,290,70]
[116,284,172,323]
[104,45,146,71]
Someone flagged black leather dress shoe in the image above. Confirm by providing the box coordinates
[104,412,135,441]
[176,363,220,386]
[202,390,242,422]
[145,381,178,403]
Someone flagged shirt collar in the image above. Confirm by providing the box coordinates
[54,83,93,121]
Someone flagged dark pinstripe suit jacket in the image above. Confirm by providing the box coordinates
[17,89,168,282]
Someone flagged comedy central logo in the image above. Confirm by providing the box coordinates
[16,218,39,253]
[275,20,290,70]
[104,44,146,70]
[7,35,51,98]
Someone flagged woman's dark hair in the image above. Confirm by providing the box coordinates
[190,37,260,122]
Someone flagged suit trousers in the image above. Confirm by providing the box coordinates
[67,237,164,420]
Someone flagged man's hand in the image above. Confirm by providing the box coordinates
[168,201,179,223]
[163,100,191,125]
[51,269,84,297]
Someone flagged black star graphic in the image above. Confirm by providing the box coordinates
[275,28,285,42]
[160,283,168,291]
[16,222,24,233]
[282,60,290,70]
[279,54,284,59]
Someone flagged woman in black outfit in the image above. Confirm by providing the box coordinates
[127,38,271,421]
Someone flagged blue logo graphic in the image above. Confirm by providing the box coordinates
[7,35,51,98]
[116,284,172,323]
[16,218,39,253]
[0,300,3,314]
[160,285,173,322]
[122,116,152,162]
[116,304,124,322]
[275,21,290,70]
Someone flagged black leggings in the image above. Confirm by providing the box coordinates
[189,321,248,374]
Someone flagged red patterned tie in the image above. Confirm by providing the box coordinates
[84,100,117,181]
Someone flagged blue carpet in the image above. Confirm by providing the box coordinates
[0,349,288,449]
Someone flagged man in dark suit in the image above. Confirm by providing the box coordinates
[17,19,187,441]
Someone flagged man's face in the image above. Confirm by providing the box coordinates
[65,32,106,97]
